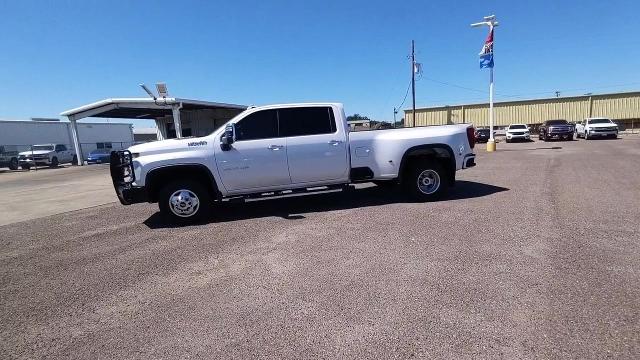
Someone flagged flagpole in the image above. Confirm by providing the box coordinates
[489,67,494,144]
[471,15,499,152]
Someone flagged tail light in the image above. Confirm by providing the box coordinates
[466,126,476,149]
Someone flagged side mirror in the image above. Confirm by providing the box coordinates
[220,123,236,150]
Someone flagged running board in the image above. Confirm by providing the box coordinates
[222,184,351,203]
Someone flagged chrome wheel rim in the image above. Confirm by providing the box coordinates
[169,189,200,217]
[416,169,441,195]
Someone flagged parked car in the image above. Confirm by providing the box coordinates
[575,118,618,139]
[475,128,491,143]
[505,124,531,143]
[87,148,112,164]
[0,145,19,170]
[18,144,77,170]
[110,103,477,224]
[539,119,574,141]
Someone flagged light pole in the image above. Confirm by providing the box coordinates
[471,15,499,152]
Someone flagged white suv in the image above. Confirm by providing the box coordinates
[505,124,531,143]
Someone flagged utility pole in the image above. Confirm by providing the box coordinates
[411,40,416,127]
[555,91,560,98]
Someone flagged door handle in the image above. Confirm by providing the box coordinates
[328,140,343,146]
[268,145,284,150]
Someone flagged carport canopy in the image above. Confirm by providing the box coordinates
[61,98,247,165]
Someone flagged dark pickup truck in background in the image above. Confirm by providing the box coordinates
[539,119,574,141]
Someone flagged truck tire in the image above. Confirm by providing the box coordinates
[403,160,448,201]
[72,155,78,165]
[50,157,59,167]
[9,157,18,170]
[21,164,31,170]
[158,180,212,225]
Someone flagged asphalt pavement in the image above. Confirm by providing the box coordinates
[1,136,639,359]
[0,165,114,226]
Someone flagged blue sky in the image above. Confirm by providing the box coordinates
[1,0,639,127]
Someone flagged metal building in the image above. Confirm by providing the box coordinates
[404,91,640,129]
[0,119,134,159]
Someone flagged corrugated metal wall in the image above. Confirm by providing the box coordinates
[405,91,640,127]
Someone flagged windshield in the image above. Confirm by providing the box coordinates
[547,120,568,125]
[509,125,527,129]
[32,145,54,151]
[589,118,612,124]
[477,129,490,134]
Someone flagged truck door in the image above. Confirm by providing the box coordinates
[54,144,68,162]
[280,106,349,184]
[215,109,291,192]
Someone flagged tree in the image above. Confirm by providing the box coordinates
[346,114,370,121]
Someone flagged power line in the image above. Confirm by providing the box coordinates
[416,79,640,105]
[395,79,412,112]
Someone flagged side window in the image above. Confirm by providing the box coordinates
[104,142,112,149]
[280,107,336,137]
[55,145,66,152]
[235,109,279,141]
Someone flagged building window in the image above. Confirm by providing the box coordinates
[96,142,113,149]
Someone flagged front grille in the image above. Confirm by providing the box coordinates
[595,127,616,131]
[511,132,524,135]
[110,150,135,185]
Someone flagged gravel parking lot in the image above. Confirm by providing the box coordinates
[1,136,639,359]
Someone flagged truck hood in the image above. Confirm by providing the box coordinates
[587,123,617,129]
[18,150,52,156]
[128,137,211,156]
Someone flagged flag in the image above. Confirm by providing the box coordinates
[479,27,494,69]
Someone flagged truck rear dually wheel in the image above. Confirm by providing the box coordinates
[403,160,448,201]
[158,180,212,225]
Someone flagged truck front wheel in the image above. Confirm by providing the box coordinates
[158,180,212,225]
[403,160,449,201]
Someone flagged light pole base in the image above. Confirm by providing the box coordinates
[486,139,496,152]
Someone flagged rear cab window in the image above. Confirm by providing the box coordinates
[279,107,336,137]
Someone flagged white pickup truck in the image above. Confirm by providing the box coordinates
[110,103,477,224]
[575,117,619,139]
[18,144,77,170]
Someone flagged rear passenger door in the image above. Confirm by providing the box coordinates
[54,144,70,162]
[280,106,349,185]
